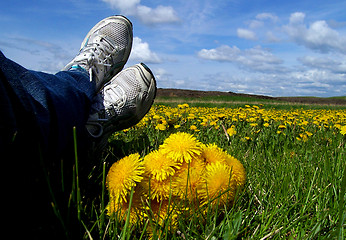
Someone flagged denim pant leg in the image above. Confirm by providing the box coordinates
[0,51,96,237]
[0,51,95,156]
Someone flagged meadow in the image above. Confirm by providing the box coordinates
[64,98,346,239]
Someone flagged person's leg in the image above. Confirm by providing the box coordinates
[0,16,134,238]
[0,15,134,156]
[0,51,95,156]
[0,50,95,238]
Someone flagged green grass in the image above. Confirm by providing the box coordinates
[50,101,345,239]
[154,95,346,110]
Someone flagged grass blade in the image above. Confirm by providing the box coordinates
[73,126,81,221]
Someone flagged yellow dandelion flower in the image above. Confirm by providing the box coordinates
[201,119,208,127]
[173,157,205,201]
[178,152,206,173]
[299,134,308,142]
[200,156,246,206]
[153,114,161,120]
[188,114,196,120]
[160,132,203,163]
[173,167,204,202]
[225,155,246,188]
[201,143,228,165]
[142,177,173,201]
[210,120,217,126]
[145,199,179,237]
[107,153,144,203]
[190,125,199,131]
[340,125,346,135]
[226,126,237,136]
[106,184,146,222]
[143,150,179,181]
[301,120,309,126]
[199,162,235,205]
[155,123,167,131]
[305,131,313,137]
[106,196,134,220]
[178,103,189,109]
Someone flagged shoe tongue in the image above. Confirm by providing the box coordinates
[90,32,117,50]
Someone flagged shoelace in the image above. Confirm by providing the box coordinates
[75,36,119,83]
[87,84,126,121]
[103,84,126,115]
[86,85,126,138]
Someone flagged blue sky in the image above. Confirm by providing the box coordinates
[1,0,346,97]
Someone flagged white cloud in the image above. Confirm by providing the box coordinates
[129,37,161,63]
[249,20,263,29]
[153,67,168,77]
[136,5,180,25]
[102,0,139,12]
[248,13,278,29]
[152,67,171,84]
[245,12,282,42]
[298,55,346,74]
[237,28,257,40]
[265,31,281,42]
[102,0,180,25]
[288,12,305,25]
[200,72,253,93]
[197,45,284,73]
[198,45,241,62]
[284,12,346,54]
[256,13,278,22]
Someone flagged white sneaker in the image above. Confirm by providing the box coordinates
[63,15,133,91]
[86,63,157,142]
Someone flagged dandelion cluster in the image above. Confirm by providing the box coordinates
[106,132,246,231]
[125,104,346,143]
[105,103,345,237]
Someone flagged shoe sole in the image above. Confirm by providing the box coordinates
[141,63,157,105]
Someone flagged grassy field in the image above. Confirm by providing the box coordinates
[154,94,346,109]
[57,98,345,239]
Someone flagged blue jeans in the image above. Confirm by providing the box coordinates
[0,50,95,156]
[0,51,95,237]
